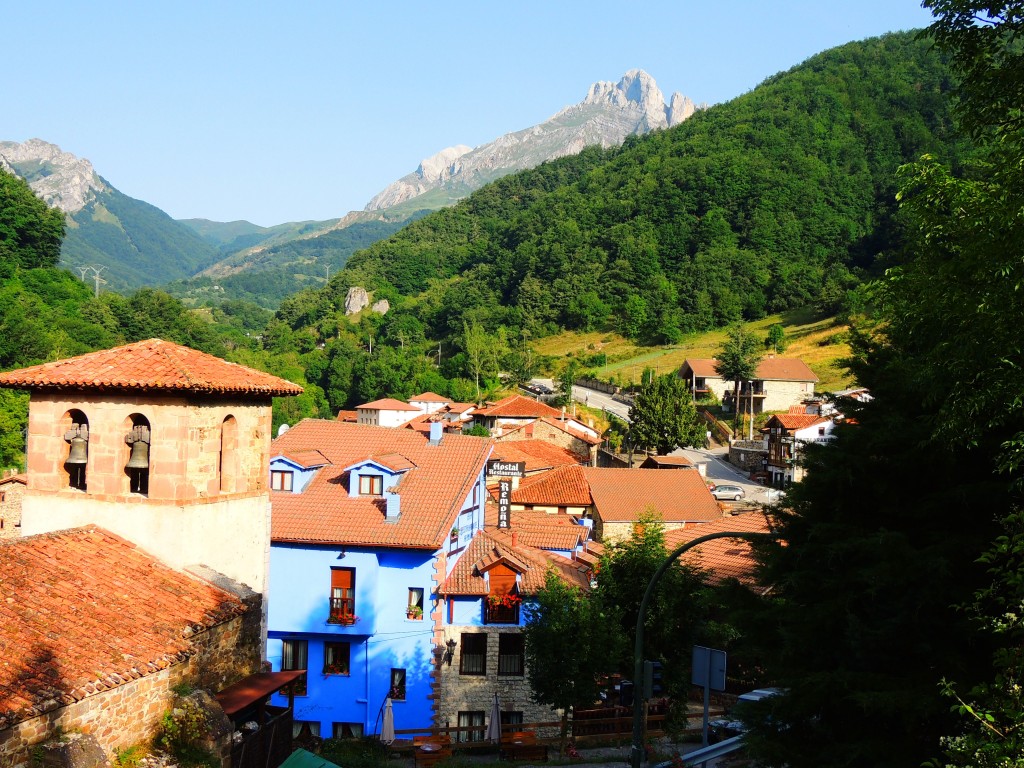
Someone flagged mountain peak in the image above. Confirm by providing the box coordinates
[361,70,700,213]
[0,139,107,214]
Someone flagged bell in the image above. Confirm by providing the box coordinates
[66,435,88,465]
[125,439,150,470]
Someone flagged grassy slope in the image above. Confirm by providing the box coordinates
[533,308,854,393]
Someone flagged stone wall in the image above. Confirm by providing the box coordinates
[0,609,259,768]
[0,480,24,540]
[727,441,767,474]
[433,626,559,738]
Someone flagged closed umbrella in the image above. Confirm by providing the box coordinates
[381,697,395,745]
[486,692,501,743]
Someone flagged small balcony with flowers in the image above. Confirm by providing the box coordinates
[484,591,521,625]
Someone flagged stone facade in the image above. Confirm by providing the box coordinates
[0,609,259,768]
[495,420,596,465]
[598,519,690,545]
[21,393,272,596]
[0,477,25,540]
[433,626,558,738]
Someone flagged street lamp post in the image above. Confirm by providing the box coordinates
[629,530,779,768]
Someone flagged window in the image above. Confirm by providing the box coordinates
[323,642,350,675]
[220,415,237,492]
[281,640,308,696]
[818,426,826,437]
[407,587,424,620]
[329,568,356,623]
[359,474,383,495]
[293,721,319,738]
[332,723,363,739]
[390,668,406,700]
[459,633,487,675]
[498,633,524,676]
[456,711,485,743]
[271,470,294,491]
[500,711,524,728]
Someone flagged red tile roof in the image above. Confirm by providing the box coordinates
[640,455,695,468]
[474,394,564,419]
[410,392,449,403]
[438,528,591,597]
[510,465,593,507]
[482,508,588,550]
[271,421,492,549]
[0,473,26,486]
[489,440,585,473]
[0,526,247,729]
[663,512,774,589]
[582,467,722,523]
[336,410,358,422]
[280,450,331,469]
[681,357,818,383]
[356,398,420,411]
[765,414,831,431]
[0,339,303,397]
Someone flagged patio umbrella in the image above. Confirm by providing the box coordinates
[381,697,395,745]
[485,692,501,744]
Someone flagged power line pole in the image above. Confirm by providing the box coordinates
[78,265,107,298]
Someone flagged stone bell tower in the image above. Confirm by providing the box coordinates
[0,338,303,597]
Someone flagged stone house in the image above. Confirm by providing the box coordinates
[0,338,302,767]
[678,356,819,416]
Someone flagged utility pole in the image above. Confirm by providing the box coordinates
[78,265,107,298]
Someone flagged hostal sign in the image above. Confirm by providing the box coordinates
[487,461,525,529]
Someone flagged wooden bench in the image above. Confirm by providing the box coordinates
[413,735,452,768]
[500,731,548,762]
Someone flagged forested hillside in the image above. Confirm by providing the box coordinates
[291,32,961,349]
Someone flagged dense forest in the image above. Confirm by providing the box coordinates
[280,31,965,350]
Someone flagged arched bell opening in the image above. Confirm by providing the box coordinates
[123,413,151,496]
[220,415,238,493]
[61,409,89,491]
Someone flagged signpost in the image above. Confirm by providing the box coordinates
[488,461,525,530]
[486,460,526,478]
[691,646,727,747]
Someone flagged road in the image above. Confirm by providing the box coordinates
[677,445,781,507]
[570,383,631,422]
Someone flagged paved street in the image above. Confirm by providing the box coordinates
[571,383,631,421]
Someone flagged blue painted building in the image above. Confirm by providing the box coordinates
[266,420,492,739]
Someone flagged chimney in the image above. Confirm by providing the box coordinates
[429,421,443,445]
[511,531,519,547]
[385,491,401,521]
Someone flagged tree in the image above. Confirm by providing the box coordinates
[524,570,623,754]
[557,359,580,408]
[765,323,786,353]
[713,326,763,432]
[628,373,706,455]
[0,169,65,270]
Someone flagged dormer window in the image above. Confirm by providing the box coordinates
[359,474,383,495]
[271,470,294,491]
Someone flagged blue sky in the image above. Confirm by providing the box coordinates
[4,1,936,226]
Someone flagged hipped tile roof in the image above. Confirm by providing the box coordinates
[271,421,492,549]
[663,512,774,590]
[582,467,722,523]
[438,528,591,597]
[765,413,831,431]
[489,440,585,473]
[681,357,818,383]
[0,338,303,397]
[510,465,593,507]
[481,508,588,550]
[474,394,564,419]
[410,392,450,403]
[0,526,247,729]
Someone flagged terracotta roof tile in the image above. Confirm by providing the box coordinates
[0,339,303,397]
[489,440,585,473]
[681,357,818,383]
[356,398,420,411]
[0,473,26,486]
[640,455,695,468]
[663,513,774,589]
[766,413,831,431]
[280,450,331,468]
[271,421,492,549]
[0,526,246,729]
[336,410,358,422]
[582,467,723,523]
[474,394,564,419]
[410,392,449,403]
[438,528,590,597]
[510,465,592,507]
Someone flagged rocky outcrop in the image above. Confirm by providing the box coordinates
[0,139,107,214]
[371,299,390,315]
[362,70,702,213]
[345,287,370,315]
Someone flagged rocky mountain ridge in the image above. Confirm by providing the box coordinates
[362,69,699,213]
[0,139,108,214]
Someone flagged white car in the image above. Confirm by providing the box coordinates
[711,484,745,501]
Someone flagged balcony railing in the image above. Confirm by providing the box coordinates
[485,602,520,625]
[328,597,356,625]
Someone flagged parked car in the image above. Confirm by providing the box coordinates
[711,484,745,501]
